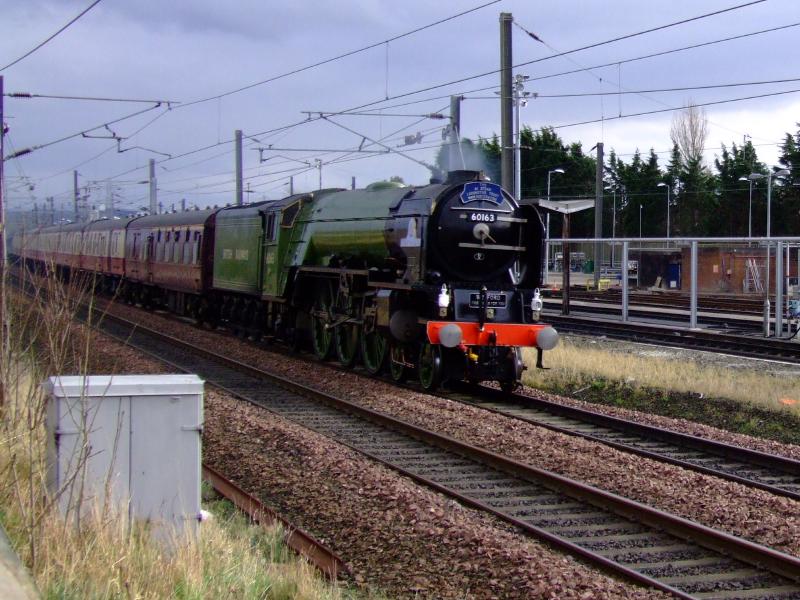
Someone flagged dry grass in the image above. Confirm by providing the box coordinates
[523,337,800,415]
[0,268,358,600]
[17,496,347,600]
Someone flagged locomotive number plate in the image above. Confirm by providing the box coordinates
[469,292,507,308]
[469,212,496,223]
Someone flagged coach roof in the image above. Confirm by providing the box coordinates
[126,208,219,230]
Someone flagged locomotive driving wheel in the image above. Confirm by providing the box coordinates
[333,279,361,367]
[360,328,387,375]
[418,341,443,391]
[335,321,360,368]
[310,284,333,360]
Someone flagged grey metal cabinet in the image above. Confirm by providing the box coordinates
[44,375,204,541]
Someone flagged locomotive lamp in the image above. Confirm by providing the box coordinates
[437,284,451,317]
[437,284,451,307]
[530,288,543,320]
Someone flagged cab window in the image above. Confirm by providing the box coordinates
[281,201,302,228]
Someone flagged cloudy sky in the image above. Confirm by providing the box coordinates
[1,0,798,215]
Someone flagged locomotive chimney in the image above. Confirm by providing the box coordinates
[445,170,488,185]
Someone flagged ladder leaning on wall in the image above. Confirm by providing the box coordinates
[744,257,764,293]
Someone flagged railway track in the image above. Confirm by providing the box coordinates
[541,313,800,363]
[92,309,800,599]
[542,299,765,331]
[545,289,766,316]
[541,288,796,334]
[202,464,347,580]
[451,386,800,502]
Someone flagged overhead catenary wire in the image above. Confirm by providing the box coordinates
[175,1,501,110]
[34,0,787,203]
[329,0,770,118]
[84,0,774,186]
[4,102,163,160]
[240,8,796,156]
[157,118,450,199]
[23,1,496,182]
[48,3,787,186]
[35,105,174,184]
[157,119,448,197]
[328,20,800,118]
[464,77,800,99]
[4,92,178,104]
[0,0,104,72]
[511,16,794,143]
[550,87,800,131]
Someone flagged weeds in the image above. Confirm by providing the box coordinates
[0,264,360,599]
[523,337,800,444]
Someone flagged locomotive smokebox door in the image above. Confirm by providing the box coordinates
[428,180,525,285]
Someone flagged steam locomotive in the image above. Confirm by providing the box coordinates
[12,170,558,391]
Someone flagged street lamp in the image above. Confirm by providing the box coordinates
[604,184,618,268]
[547,168,564,201]
[513,74,531,200]
[749,167,791,336]
[639,204,643,238]
[544,168,565,284]
[657,182,670,238]
[738,175,756,238]
[763,168,791,238]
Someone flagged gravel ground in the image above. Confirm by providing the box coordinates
[204,389,662,599]
[78,314,664,598]
[97,302,800,560]
[516,334,800,462]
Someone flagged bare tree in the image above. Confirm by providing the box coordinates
[670,101,709,166]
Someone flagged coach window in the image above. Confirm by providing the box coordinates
[266,213,277,241]
[193,231,202,264]
[164,231,171,262]
[174,230,181,262]
[183,229,191,264]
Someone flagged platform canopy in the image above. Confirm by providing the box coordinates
[536,199,595,215]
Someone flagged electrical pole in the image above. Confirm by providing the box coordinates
[351,176,356,190]
[315,159,322,190]
[289,176,294,195]
[449,95,462,172]
[513,75,530,200]
[235,129,243,206]
[0,75,6,393]
[149,158,157,214]
[106,180,113,218]
[33,203,39,227]
[594,142,604,286]
[181,198,186,212]
[73,170,80,222]
[47,197,54,225]
[499,12,513,192]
